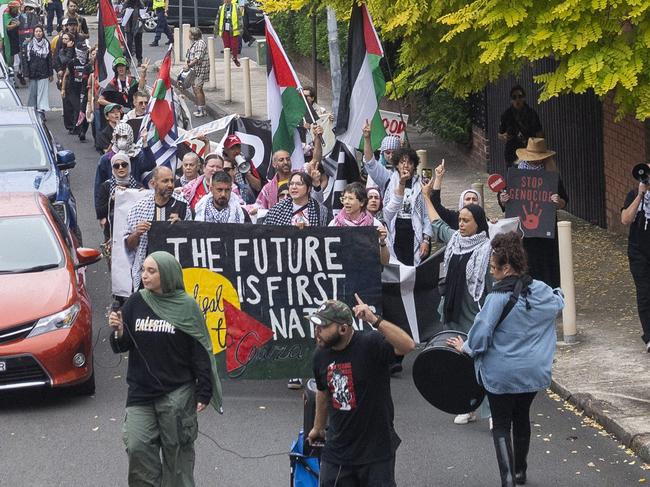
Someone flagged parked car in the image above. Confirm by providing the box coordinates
[0,192,101,395]
[0,78,22,108]
[0,107,81,242]
[0,54,15,88]
[142,0,264,36]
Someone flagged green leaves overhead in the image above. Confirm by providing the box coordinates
[259,0,650,120]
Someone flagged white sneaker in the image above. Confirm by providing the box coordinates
[454,412,477,424]
[489,416,493,430]
[287,378,303,390]
[193,110,205,118]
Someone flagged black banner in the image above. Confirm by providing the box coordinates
[505,168,559,239]
[381,249,443,344]
[148,222,383,379]
[228,117,273,181]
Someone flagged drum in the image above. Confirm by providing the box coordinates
[412,330,485,414]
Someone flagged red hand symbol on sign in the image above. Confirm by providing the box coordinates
[521,201,543,230]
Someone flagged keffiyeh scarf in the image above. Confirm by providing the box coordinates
[264,198,324,227]
[27,37,49,60]
[443,231,492,302]
[332,209,374,227]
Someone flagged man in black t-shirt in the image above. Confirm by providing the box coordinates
[309,296,415,487]
[621,169,650,351]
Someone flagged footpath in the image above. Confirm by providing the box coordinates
[166,46,650,465]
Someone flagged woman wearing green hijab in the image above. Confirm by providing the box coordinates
[109,251,222,487]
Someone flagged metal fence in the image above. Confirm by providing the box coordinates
[483,59,606,227]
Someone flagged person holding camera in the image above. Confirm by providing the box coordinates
[621,163,650,351]
[498,85,544,168]
[308,297,415,487]
[221,134,263,204]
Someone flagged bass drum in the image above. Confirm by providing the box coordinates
[412,331,485,415]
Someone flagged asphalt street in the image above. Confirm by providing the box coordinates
[1,33,649,487]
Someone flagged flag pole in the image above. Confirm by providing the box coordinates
[382,50,410,147]
[298,87,317,124]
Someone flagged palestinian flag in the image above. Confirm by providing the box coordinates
[335,3,386,151]
[0,0,12,64]
[265,15,305,169]
[143,46,178,172]
[97,0,125,88]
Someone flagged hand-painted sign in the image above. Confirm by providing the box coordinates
[148,222,383,379]
[379,110,409,141]
[505,168,559,239]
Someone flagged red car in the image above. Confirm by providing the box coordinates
[0,192,101,395]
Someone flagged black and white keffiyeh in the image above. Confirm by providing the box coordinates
[264,198,327,227]
[443,231,492,302]
[109,176,140,194]
[27,37,49,60]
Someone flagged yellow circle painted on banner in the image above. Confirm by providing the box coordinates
[183,268,240,355]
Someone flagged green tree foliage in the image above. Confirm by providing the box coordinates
[269,8,333,66]
[260,0,650,120]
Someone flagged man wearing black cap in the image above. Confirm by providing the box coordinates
[308,295,415,487]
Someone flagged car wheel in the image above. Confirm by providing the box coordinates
[73,370,96,396]
[143,13,158,33]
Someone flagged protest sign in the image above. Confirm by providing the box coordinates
[148,222,383,379]
[379,110,409,141]
[505,168,559,239]
[173,115,236,146]
[111,188,152,297]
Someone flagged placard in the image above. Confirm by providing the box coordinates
[505,168,558,239]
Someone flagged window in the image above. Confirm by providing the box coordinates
[0,216,63,273]
[0,126,49,172]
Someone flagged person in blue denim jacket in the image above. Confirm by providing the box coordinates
[448,232,564,487]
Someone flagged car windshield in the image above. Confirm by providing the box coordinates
[0,88,19,108]
[0,125,49,171]
[0,215,63,273]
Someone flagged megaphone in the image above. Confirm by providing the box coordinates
[235,154,250,174]
[632,163,650,185]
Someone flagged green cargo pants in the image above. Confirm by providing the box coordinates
[122,383,199,487]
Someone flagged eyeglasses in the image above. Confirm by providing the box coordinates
[339,195,358,203]
[112,162,129,169]
[511,94,525,100]
[223,166,234,172]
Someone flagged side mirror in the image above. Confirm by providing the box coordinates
[75,247,102,269]
[57,150,76,170]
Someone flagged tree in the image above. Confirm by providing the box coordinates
[260,0,650,120]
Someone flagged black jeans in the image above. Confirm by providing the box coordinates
[629,251,650,344]
[126,31,143,65]
[487,391,536,438]
[319,457,396,487]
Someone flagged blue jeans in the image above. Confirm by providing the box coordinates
[153,8,172,42]
[46,1,64,35]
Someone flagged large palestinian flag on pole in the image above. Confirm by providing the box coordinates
[335,3,386,151]
[97,0,125,88]
[143,46,178,172]
[265,15,305,169]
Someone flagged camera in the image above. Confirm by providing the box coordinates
[235,155,250,174]
[632,163,650,185]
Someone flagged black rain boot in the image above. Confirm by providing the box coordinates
[513,436,529,485]
[493,433,516,487]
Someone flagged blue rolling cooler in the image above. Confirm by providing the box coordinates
[290,379,322,486]
[289,431,320,487]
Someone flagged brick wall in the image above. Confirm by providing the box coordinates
[602,96,648,234]
[468,124,489,171]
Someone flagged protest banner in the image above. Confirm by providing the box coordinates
[111,188,152,297]
[379,110,409,141]
[148,222,383,379]
[505,168,559,239]
[173,114,236,146]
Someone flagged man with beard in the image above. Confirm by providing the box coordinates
[126,166,191,291]
[255,125,324,210]
[221,134,263,205]
[194,171,248,223]
[308,296,415,487]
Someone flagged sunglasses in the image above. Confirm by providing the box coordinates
[223,166,234,171]
[511,94,525,100]
[112,162,129,169]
